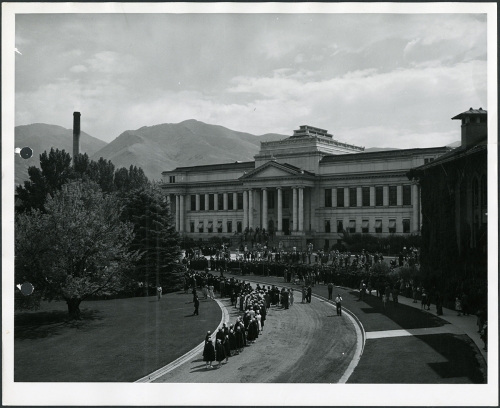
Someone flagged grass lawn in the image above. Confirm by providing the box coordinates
[14,292,221,382]
[347,333,486,384]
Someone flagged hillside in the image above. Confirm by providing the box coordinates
[15,123,107,185]
[90,119,286,181]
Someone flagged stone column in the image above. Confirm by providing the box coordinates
[277,187,282,232]
[412,183,420,232]
[214,193,219,211]
[357,187,362,207]
[397,185,402,206]
[345,187,350,208]
[332,188,337,208]
[298,187,304,231]
[248,189,254,230]
[383,186,389,206]
[205,193,209,211]
[175,194,180,231]
[292,187,298,231]
[370,186,375,207]
[233,192,237,211]
[243,190,248,229]
[179,194,185,232]
[262,188,268,232]
[196,194,200,211]
[223,192,228,210]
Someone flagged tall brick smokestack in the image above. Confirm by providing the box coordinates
[73,112,81,164]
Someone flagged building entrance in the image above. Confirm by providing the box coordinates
[282,218,290,235]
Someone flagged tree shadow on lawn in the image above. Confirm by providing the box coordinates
[15,309,103,340]
[417,334,486,383]
[349,291,446,330]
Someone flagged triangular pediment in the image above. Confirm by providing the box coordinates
[240,161,305,180]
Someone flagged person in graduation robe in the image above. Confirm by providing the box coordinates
[203,339,215,369]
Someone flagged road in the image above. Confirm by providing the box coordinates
[154,293,357,383]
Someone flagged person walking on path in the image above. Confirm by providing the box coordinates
[461,293,469,316]
[193,294,200,316]
[223,335,231,363]
[382,290,388,309]
[455,296,462,316]
[435,292,443,316]
[203,338,215,369]
[392,286,399,307]
[301,286,306,303]
[208,284,215,300]
[480,321,488,351]
[157,286,162,301]
[421,289,428,311]
[412,284,418,303]
[307,286,312,303]
[477,307,486,333]
[328,282,333,300]
[335,294,343,316]
[215,339,226,368]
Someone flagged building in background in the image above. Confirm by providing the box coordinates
[407,108,487,307]
[162,125,450,250]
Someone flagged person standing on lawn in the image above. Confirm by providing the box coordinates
[335,294,342,316]
[203,338,215,369]
[157,286,162,301]
[193,294,200,316]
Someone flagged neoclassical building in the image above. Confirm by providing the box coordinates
[161,125,450,249]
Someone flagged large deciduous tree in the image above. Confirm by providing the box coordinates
[15,180,140,318]
[121,184,183,292]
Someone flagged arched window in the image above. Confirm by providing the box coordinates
[481,174,487,208]
[473,177,479,207]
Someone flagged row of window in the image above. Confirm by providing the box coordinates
[324,219,411,234]
[188,191,281,211]
[190,193,244,211]
[190,220,243,233]
[325,185,412,208]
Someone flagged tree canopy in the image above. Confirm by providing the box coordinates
[15,180,141,318]
[16,149,149,213]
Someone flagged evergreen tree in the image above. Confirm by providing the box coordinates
[122,183,183,292]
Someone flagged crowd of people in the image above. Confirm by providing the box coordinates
[193,272,299,369]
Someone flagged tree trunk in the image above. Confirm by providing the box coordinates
[66,298,82,319]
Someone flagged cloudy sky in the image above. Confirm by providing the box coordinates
[15,11,487,148]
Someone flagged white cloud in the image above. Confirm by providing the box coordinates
[403,38,420,56]
[69,65,88,73]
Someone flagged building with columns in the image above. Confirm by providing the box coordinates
[161,125,450,249]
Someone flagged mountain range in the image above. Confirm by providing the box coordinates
[14,120,459,185]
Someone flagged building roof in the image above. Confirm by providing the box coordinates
[319,146,451,164]
[409,139,486,174]
[162,160,254,174]
[451,107,487,120]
